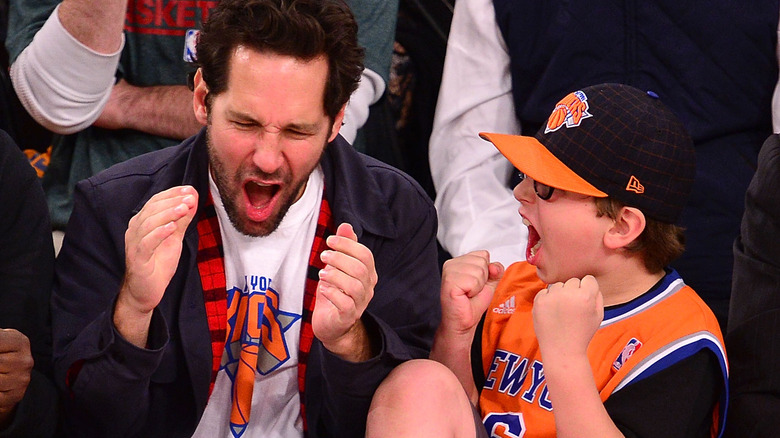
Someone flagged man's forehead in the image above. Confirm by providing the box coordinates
[223,46,328,91]
[232,45,254,61]
[228,45,328,70]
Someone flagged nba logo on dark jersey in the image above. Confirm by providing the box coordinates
[612,338,643,372]
[183,29,200,63]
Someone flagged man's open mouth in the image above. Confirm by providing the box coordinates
[245,180,280,211]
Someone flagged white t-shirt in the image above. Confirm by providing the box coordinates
[192,166,324,438]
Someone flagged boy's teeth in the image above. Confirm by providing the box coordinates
[529,240,541,258]
[522,218,531,226]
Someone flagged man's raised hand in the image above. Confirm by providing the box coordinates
[314,223,377,362]
[115,185,198,347]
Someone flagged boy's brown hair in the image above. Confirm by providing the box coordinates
[594,197,685,272]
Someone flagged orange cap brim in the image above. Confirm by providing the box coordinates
[479,132,607,197]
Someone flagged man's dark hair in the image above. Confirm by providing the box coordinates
[195,0,364,121]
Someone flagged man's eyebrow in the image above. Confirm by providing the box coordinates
[286,122,320,133]
[225,109,258,122]
[225,109,320,132]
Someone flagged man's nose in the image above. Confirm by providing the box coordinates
[251,132,284,174]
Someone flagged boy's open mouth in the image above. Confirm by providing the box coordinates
[523,218,541,262]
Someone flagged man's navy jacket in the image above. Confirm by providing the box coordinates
[52,129,441,437]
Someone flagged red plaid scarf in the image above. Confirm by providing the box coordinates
[196,193,334,435]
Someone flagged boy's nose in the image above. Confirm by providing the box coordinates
[513,177,535,204]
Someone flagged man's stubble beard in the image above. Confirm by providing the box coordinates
[205,126,325,238]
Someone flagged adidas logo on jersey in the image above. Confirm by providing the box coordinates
[493,296,516,314]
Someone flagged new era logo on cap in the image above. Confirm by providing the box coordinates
[626,176,645,194]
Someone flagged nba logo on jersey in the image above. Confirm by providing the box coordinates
[183,29,200,62]
[612,338,643,371]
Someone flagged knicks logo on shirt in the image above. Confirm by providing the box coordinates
[221,278,300,437]
[544,90,592,133]
[222,279,301,377]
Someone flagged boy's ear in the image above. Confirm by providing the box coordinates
[604,206,646,250]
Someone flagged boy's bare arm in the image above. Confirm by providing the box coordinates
[430,251,503,405]
[533,276,624,438]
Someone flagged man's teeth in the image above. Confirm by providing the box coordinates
[522,218,531,226]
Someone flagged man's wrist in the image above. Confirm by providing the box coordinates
[321,320,377,362]
[113,291,154,348]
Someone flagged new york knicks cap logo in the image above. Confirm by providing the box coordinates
[544,90,593,133]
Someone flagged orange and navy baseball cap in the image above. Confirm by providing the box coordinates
[480,83,695,223]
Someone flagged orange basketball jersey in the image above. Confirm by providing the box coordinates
[479,262,728,438]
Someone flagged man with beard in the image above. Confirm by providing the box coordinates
[50,0,440,437]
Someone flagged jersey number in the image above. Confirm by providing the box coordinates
[483,412,525,438]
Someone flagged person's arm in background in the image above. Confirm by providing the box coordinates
[92,80,202,141]
[8,0,202,141]
[428,0,527,267]
[340,0,398,144]
[0,130,58,437]
[7,0,127,134]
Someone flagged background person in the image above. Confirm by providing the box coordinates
[725,133,780,436]
[0,128,58,437]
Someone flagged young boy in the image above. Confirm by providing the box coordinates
[366,83,728,438]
